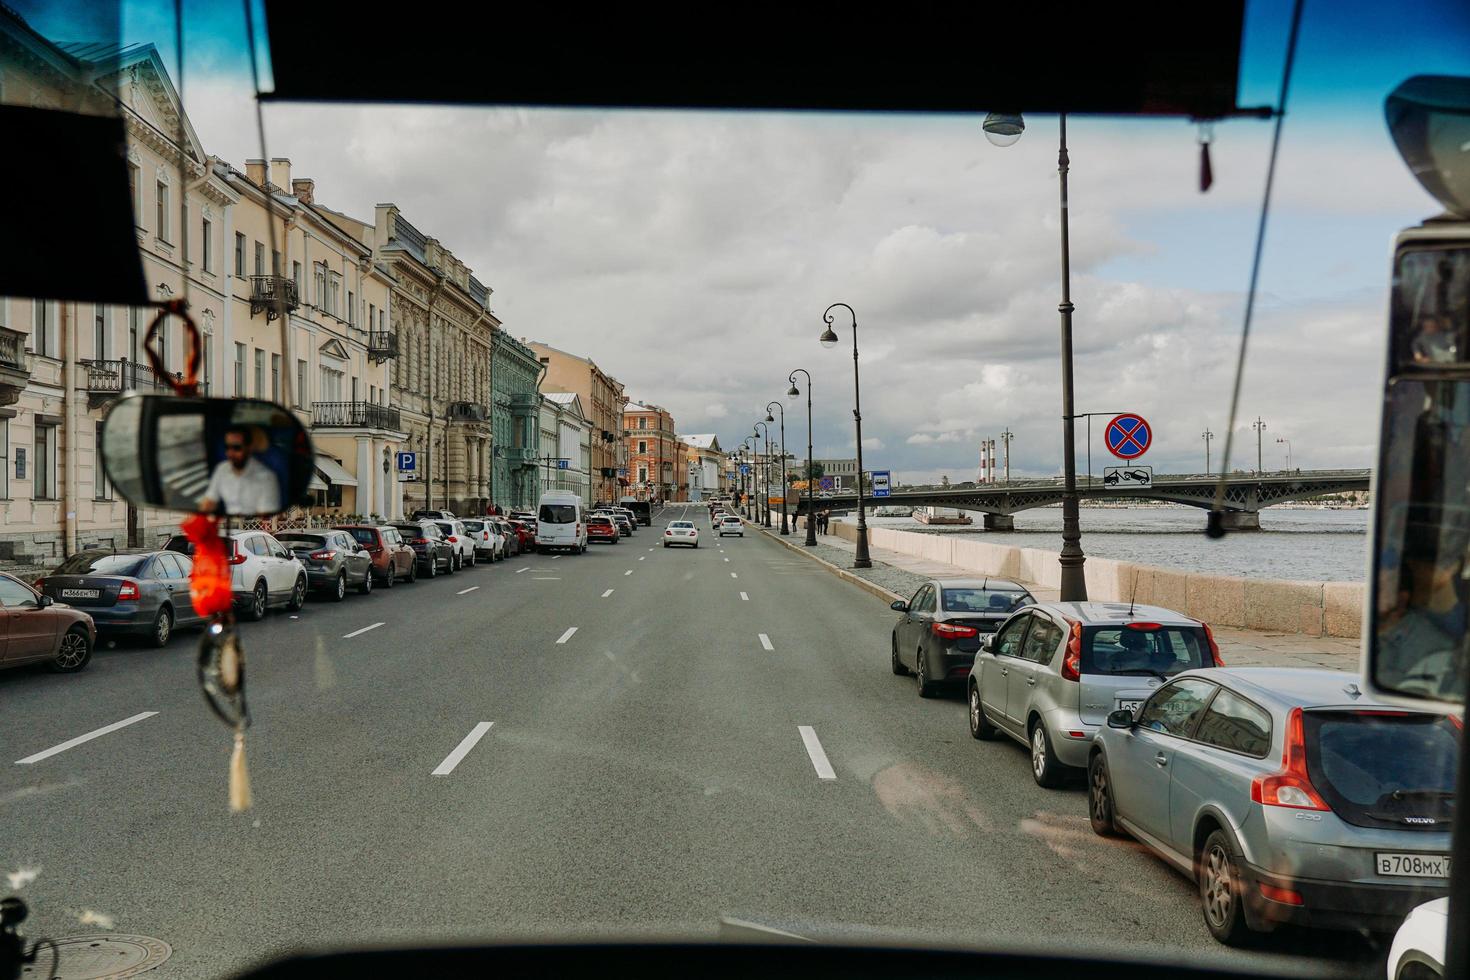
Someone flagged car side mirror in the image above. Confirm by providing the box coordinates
[890,600,909,612]
[1107,708,1135,729]
[981,635,994,652]
[36,595,54,608]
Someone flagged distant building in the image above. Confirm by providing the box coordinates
[527,342,625,504]
[680,434,727,501]
[538,391,592,506]
[623,401,678,502]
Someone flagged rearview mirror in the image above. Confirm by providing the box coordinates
[36,595,53,608]
[101,394,315,517]
[889,599,909,612]
[981,635,994,652]
[1107,708,1135,729]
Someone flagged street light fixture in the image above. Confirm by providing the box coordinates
[982,112,1086,600]
[820,302,871,569]
[1276,436,1292,471]
[789,369,816,547]
[766,400,789,535]
[755,420,773,528]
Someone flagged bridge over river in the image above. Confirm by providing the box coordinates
[789,469,1370,530]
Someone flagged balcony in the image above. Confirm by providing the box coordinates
[81,357,182,410]
[366,329,398,362]
[249,276,300,320]
[0,328,31,407]
[447,400,488,423]
[311,400,402,431]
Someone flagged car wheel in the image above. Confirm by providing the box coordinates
[468,551,477,567]
[968,681,999,740]
[151,606,174,648]
[915,647,937,698]
[359,568,373,595]
[1199,830,1254,946]
[246,579,268,621]
[426,556,437,578]
[891,635,910,676]
[49,625,92,673]
[331,571,347,602]
[287,575,308,612]
[446,554,457,574]
[1029,720,1065,788]
[1088,753,1120,836]
[452,553,461,571]
[407,560,418,583]
[382,565,396,588]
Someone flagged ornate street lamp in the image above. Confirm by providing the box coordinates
[755,420,773,528]
[820,303,871,569]
[788,369,816,546]
[766,400,789,535]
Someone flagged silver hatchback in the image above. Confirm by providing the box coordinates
[1088,668,1455,944]
[967,601,1223,787]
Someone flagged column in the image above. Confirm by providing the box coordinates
[356,435,373,518]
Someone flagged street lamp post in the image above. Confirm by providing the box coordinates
[789,369,816,547]
[755,421,773,528]
[766,401,789,535]
[983,111,1086,599]
[742,438,756,519]
[1253,417,1268,474]
[820,303,872,569]
[1277,437,1292,471]
[1202,428,1214,475]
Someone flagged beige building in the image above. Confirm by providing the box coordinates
[527,342,625,504]
[538,391,593,506]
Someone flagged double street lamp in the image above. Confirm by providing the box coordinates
[754,420,774,528]
[741,437,756,519]
[820,302,871,569]
[788,369,816,547]
[982,111,1086,600]
[765,401,789,535]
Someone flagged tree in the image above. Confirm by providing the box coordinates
[801,461,826,480]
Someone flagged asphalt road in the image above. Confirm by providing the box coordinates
[1,504,1384,978]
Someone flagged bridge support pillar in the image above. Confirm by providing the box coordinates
[983,513,1014,532]
[1218,511,1260,531]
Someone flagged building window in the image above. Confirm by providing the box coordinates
[326,272,341,317]
[347,291,355,326]
[379,309,386,333]
[314,263,326,307]
[254,348,264,396]
[638,467,648,483]
[93,306,107,360]
[127,162,141,224]
[201,218,213,272]
[234,343,246,396]
[31,300,54,358]
[155,180,169,242]
[95,421,113,500]
[34,425,55,500]
[129,307,140,363]
[271,353,281,402]
[272,249,281,277]
[293,261,302,289]
[202,334,212,393]
[0,419,9,499]
[254,241,264,277]
[638,440,647,454]
[638,417,647,429]
[235,233,246,276]
[368,303,375,332]
[296,359,307,407]
[319,365,344,401]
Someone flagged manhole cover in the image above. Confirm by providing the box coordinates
[22,934,171,979]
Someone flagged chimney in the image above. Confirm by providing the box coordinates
[245,158,267,185]
[269,157,291,190]
[291,178,314,204]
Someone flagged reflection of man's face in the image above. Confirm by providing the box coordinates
[225,434,250,471]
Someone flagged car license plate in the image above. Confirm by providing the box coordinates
[1376,852,1450,878]
[1117,699,1143,714]
[61,588,100,599]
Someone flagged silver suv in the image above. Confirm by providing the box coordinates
[967,601,1223,787]
[1088,668,1456,945]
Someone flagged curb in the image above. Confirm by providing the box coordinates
[754,524,904,605]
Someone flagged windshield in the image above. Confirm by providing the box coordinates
[7,3,1470,978]
[52,552,148,576]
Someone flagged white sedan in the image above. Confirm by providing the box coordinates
[1387,898,1446,979]
[663,521,700,548]
[717,516,743,537]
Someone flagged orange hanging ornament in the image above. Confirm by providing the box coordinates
[182,512,234,618]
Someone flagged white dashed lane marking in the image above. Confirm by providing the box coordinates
[759,633,774,651]
[798,726,836,780]
[556,627,578,645]
[740,592,749,601]
[601,589,614,597]
[457,586,479,595]
[343,622,385,639]
[15,711,158,765]
[431,722,494,776]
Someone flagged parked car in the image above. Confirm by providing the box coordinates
[889,578,1035,696]
[508,520,535,553]
[968,601,1223,787]
[663,520,699,548]
[717,515,744,537]
[166,529,307,621]
[491,518,521,556]
[1088,668,1456,945]
[586,514,620,544]
[1387,897,1446,979]
[389,520,455,578]
[0,572,95,673]
[434,519,478,569]
[36,549,204,647]
[335,524,417,586]
[536,491,587,554]
[412,509,457,521]
[613,507,638,534]
[275,529,376,600]
[460,519,504,562]
[610,513,634,538]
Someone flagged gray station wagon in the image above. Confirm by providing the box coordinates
[967,601,1223,787]
[1088,668,1456,945]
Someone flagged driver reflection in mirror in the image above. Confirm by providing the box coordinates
[200,423,283,516]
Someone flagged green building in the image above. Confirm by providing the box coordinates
[490,331,544,511]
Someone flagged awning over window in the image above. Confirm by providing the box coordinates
[315,455,358,487]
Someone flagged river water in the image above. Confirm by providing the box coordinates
[859,506,1370,583]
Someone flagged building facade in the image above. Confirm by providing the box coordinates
[679,434,726,501]
[527,341,625,505]
[490,331,542,512]
[811,457,861,490]
[537,391,592,506]
[622,401,679,503]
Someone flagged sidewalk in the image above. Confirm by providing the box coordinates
[768,521,1360,669]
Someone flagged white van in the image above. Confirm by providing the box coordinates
[535,491,586,554]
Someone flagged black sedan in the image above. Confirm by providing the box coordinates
[890,578,1035,697]
[275,530,376,600]
[35,549,205,647]
[390,520,456,577]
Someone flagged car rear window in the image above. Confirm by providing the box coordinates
[588,517,612,525]
[670,521,693,528]
[54,552,149,576]
[722,517,741,524]
[462,520,483,531]
[1303,711,1459,830]
[540,504,577,523]
[344,528,378,545]
[276,533,327,548]
[941,588,1031,613]
[1083,623,1211,677]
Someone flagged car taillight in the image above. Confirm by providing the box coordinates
[446,536,458,543]
[118,580,141,601]
[1251,708,1329,810]
[1061,621,1083,681]
[32,577,45,590]
[412,537,428,545]
[665,529,672,535]
[309,550,337,560]
[931,621,979,639]
[1202,622,1225,666]
[1257,882,1303,906]
[228,548,247,565]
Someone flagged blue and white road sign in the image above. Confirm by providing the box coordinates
[871,470,891,497]
[556,459,570,470]
[397,451,417,472]
[1105,414,1152,460]
[739,463,751,475]
[818,476,835,492]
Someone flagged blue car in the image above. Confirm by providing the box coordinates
[35,549,206,647]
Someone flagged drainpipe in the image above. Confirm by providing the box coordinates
[62,300,77,557]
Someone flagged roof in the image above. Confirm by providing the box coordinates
[543,391,580,404]
[681,434,721,451]
[926,578,1028,592]
[1038,601,1201,626]
[1210,667,1405,712]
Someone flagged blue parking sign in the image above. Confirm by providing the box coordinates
[397,451,417,472]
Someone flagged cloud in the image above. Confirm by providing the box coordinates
[704,403,728,418]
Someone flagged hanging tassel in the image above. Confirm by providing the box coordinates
[218,631,240,693]
[1199,122,1215,193]
[229,730,253,813]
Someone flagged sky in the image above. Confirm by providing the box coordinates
[47,0,1470,484]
